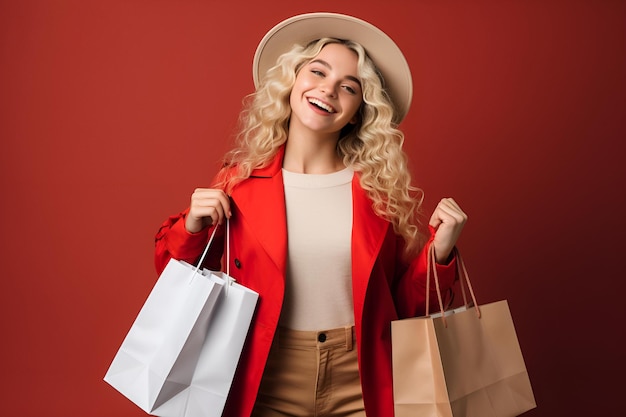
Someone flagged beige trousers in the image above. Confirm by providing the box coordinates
[251,326,366,417]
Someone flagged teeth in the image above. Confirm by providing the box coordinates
[308,98,334,113]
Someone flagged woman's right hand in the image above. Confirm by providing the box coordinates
[185,188,232,233]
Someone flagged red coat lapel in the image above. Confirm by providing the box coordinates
[228,147,390,325]
[351,174,390,328]
[229,147,288,277]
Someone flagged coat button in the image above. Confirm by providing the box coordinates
[234,258,241,269]
[318,333,327,343]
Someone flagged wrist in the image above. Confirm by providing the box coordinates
[184,215,204,234]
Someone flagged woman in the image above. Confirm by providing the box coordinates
[155,12,467,417]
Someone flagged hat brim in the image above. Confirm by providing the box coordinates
[253,12,413,122]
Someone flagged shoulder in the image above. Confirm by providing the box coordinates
[217,145,286,185]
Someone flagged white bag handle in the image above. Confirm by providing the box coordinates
[224,218,235,295]
[226,218,231,277]
[193,224,220,274]
[190,219,235,293]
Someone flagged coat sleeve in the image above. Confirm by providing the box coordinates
[393,226,458,319]
[154,209,225,275]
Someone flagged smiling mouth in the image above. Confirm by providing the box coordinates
[308,98,336,113]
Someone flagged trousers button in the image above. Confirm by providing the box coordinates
[318,333,327,343]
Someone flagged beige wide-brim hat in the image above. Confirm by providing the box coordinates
[253,12,413,122]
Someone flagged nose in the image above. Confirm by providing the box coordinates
[319,81,338,98]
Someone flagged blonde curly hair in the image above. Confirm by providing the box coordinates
[217,38,426,258]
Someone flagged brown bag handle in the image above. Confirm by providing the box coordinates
[425,245,481,327]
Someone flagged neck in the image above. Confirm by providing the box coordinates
[283,128,344,174]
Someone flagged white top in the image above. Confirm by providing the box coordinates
[279,167,354,331]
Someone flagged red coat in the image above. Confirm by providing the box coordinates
[154,147,457,417]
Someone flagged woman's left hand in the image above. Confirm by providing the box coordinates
[429,198,468,264]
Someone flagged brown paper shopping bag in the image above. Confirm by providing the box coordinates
[392,248,536,417]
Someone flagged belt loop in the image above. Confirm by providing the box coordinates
[345,326,353,351]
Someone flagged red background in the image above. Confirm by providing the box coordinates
[1,1,624,415]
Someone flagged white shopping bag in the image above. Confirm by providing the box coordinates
[104,227,224,413]
[152,270,259,417]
